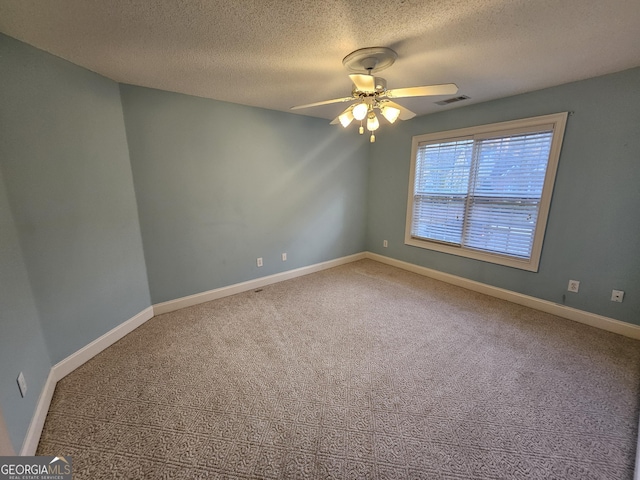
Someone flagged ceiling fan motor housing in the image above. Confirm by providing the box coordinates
[352,77,387,96]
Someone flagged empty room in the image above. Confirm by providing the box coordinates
[1,1,639,478]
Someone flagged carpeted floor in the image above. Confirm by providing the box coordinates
[37,259,640,479]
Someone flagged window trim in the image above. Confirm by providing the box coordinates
[405,112,568,272]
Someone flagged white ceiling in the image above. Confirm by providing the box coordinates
[1,0,639,121]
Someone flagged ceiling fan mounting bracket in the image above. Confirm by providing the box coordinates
[343,47,398,74]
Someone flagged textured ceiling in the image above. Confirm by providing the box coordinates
[1,0,639,120]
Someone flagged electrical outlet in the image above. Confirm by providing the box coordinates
[257,257,263,267]
[17,372,27,397]
[567,280,580,293]
[383,240,388,248]
[282,253,287,261]
[611,290,624,303]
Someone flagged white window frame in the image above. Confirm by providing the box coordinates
[405,112,568,272]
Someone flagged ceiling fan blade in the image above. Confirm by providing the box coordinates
[330,106,349,125]
[349,74,376,93]
[386,83,458,98]
[380,100,417,121]
[290,96,354,110]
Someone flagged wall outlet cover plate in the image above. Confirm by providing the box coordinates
[17,372,27,397]
[567,280,580,293]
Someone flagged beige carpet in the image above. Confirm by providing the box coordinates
[37,259,640,479]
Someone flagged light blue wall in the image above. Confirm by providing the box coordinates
[366,67,640,325]
[1,30,638,455]
[0,35,151,363]
[0,168,51,454]
[120,85,369,303]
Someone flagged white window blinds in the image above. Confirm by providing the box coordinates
[408,114,566,269]
[412,138,472,245]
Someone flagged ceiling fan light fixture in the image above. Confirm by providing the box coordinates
[381,105,401,124]
[338,108,354,128]
[367,112,380,132]
[353,102,368,121]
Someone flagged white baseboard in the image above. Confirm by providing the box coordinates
[51,306,154,381]
[366,252,640,340]
[20,369,56,456]
[19,306,154,455]
[153,252,367,315]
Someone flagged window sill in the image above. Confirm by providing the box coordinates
[404,236,540,272]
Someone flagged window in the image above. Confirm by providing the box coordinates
[405,113,568,271]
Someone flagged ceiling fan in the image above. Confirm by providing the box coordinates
[291,47,458,143]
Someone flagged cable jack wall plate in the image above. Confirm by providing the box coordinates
[611,290,624,302]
